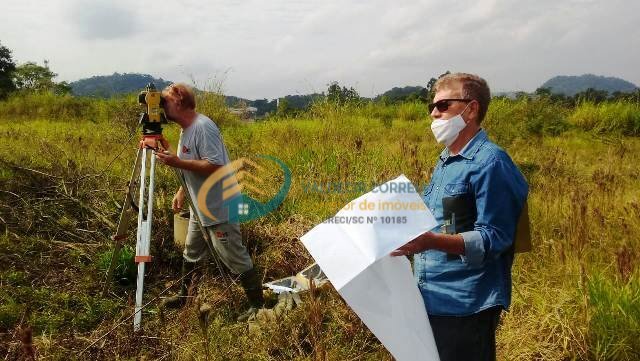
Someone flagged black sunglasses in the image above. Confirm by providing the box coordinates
[428,98,472,113]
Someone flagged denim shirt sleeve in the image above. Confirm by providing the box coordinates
[460,159,528,266]
[460,230,484,265]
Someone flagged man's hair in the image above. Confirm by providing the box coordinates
[163,83,196,110]
[434,73,491,123]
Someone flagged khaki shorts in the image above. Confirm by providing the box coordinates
[183,220,253,275]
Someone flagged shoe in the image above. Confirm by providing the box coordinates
[237,268,264,322]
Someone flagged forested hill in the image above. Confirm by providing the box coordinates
[70,73,172,97]
[540,74,637,96]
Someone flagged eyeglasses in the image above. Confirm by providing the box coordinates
[428,98,472,113]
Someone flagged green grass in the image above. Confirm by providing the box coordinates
[588,272,640,360]
[0,93,639,359]
[97,245,137,286]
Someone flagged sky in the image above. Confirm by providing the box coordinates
[1,0,638,99]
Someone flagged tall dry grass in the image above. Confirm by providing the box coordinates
[0,93,639,359]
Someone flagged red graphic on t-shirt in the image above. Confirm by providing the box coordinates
[182,145,191,154]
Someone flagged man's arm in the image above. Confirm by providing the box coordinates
[393,158,528,264]
[172,186,184,213]
[155,150,222,176]
[391,231,464,256]
[458,159,527,265]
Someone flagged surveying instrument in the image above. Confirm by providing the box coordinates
[102,83,223,331]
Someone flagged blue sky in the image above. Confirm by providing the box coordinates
[2,0,638,99]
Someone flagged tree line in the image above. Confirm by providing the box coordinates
[0,41,71,99]
[2,40,638,113]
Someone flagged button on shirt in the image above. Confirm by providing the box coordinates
[415,129,528,316]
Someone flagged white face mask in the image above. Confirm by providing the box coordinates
[430,103,471,147]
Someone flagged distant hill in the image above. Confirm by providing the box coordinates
[375,86,426,102]
[540,74,638,96]
[70,73,173,97]
[69,73,311,116]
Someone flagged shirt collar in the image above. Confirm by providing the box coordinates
[439,129,488,161]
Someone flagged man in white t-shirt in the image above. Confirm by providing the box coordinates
[154,83,263,322]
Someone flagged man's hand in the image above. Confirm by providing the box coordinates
[391,232,434,256]
[172,187,185,213]
[156,150,182,168]
[139,136,170,151]
[391,231,466,256]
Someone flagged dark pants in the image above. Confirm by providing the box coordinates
[428,306,502,361]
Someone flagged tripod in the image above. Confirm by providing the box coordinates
[103,130,227,331]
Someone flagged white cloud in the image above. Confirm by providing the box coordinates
[0,0,637,98]
[69,0,138,40]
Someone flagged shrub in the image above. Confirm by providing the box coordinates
[483,97,569,144]
[569,101,640,136]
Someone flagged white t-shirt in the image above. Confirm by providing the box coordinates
[177,114,233,226]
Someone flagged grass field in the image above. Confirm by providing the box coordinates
[0,92,639,360]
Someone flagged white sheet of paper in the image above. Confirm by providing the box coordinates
[301,175,440,361]
[341,256,440,361]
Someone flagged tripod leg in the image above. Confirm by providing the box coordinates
[134,148,154,331]
[102,147,143,296]
[146,148,157,250]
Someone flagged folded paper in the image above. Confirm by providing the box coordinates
[301,174,440,361]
